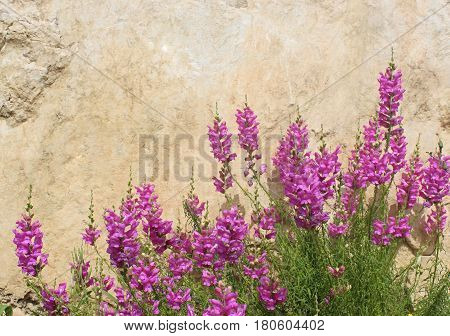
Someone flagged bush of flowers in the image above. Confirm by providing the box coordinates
[13,60,449,316]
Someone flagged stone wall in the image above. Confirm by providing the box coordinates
[0,0,448,306]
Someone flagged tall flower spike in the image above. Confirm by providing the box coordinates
[82,191,101,246]
[359,118,392,186]
[192,229,217,268]
[208,114,237,193]
[13,187,48,276]
[104,198,140,269]
[214,206,248,264]
[377,64,405,129]
[236,105,261,185]
[253,207,279,240]
[135,183,173,254]
[396,154,423,210]
[257,276,287,311]
[420,154,449,234]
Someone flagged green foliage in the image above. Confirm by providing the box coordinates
[0,304,13,316]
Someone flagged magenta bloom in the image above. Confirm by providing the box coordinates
[208,118,237,163]
[420,154,449,234]
[170,232,193,254]
[82,227,101,246]
[41,283,70,316]
[257,276,287,311]
[187,304,196,316]
[214,206,248,264]
[314,147,342,200]
[13,214,48,276]
[71,260,94,287]
[274,119,340,229]
[130,259,159,293]
[104,198,140,269]
[273,119,309,183]
[420,155,450,208]
[203,285,246,316]
[192,229,217,268]
[236,106,262,184]
[359,119,392,186]
[166,288,191,311]
[168,253,193,279]
[185,194,205,217]
[388,128,407,174]
[243,252,269,279]
[236,106,259,153]
[201,270,218,287]
[208,116,236,194]
[396,155,423,210]
[115,287,142,316]
[253,207,279,240]
[135,183,173,254]
[372,219,394,246]
[327,223,349,238]
[377,66,405,129]
[101,275,115,291]
[424,205,447,234]
[391,216,411,238]
[372,216,411,245]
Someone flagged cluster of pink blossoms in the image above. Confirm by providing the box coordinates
[208,116,237,193]
[13,63,449,317]
[372,216,411,246]
[13,214,48,276]
[273,118,341,230]
[104,198,141,269]
[41,283,70,316]
[236,106,263,185]
[203,284,246,316]
[253,207,279,240]
[136,183,174,254]
[420,154,450,234]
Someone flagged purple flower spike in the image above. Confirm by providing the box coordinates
[185,194,205,217]
[214,206,248,264]
[13,214,48,276]
[236,106,262,185]
[104,198,140,269]
[397,155,423,210]
[115,287,142,316]
[253,207,279,240]
[135,183,173,254]
[82,227,101,246]
[208,118,237,164]
[377,66,405,129]
[208,116,236,194]
[192,229,217,268]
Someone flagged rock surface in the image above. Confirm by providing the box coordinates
[0,0,448,303]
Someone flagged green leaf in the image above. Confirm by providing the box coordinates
[0,304,13,316]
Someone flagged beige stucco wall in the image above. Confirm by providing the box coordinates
[0,0,449,307]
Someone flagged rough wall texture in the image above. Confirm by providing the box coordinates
[0,0,449,308]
